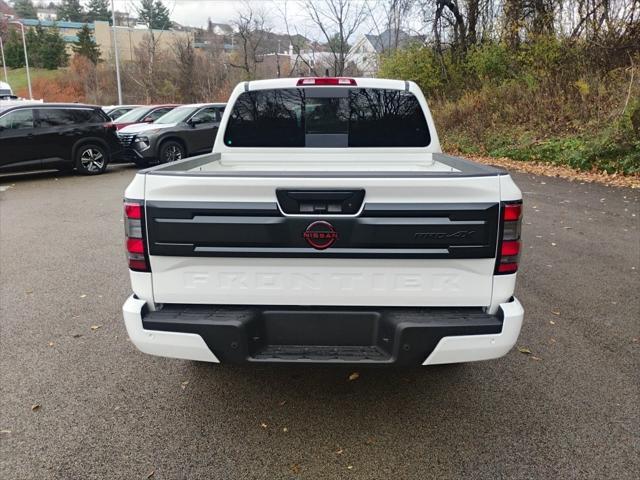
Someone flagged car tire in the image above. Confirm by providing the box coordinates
[158,140,185,164]
[75,144,108,175]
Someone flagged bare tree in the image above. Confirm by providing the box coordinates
[172,36,196,102]
[229,2,271,80]
[302,0,369,76]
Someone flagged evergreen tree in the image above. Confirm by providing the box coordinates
[86,0,110,22]
[137,0,171,30]
[12,0,37,18]
[73,24,101,64]
[3,29,26,68]
[56,0,85,22]
[39,26,68,68]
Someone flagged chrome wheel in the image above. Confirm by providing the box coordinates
[163,145,183,163]
[79,148,105,173]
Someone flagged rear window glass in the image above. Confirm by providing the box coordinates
[224,88,430,148]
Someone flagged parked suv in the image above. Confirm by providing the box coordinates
[0,103,120,175]
[117,103,225,167]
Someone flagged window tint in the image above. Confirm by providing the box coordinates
[225,89,304,147]
[146,108,172,121]
[0,109,35,129]
[72,108,108,124]
[223,88,430,148]
[190,107,218,124]
[38,108,77,127]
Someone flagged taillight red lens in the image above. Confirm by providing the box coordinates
[126,238,144,254]
[498,262,519,274]
[501,240,521,257]
[124,202,142,219]
[496,201,523,275]
[297,77,357,86]
[504,204,522,221]
[124,200,149,272]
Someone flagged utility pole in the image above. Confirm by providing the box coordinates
[111,0,123,104]
[0,36,8,84]
[9,21,31,99]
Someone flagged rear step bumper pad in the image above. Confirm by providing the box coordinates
[122,296,524,365]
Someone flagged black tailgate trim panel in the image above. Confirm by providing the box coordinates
[146,201,499,259]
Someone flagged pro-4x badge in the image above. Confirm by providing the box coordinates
[303,221,338,250]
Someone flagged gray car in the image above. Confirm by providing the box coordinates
[117,103,226,167]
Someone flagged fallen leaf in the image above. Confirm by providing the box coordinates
[80,294,87,298]
[90,325,102,331]
[25,289,33,294]
[260,422,268,429]
[549,320,555,325]
[180,381,189,390]
[517,346,532,355]
[347,465,354,470]
[48,341,55,347]
[31,404,40,411]
[335,448,344,455]
[531,356,542,361]
[146,470,155,478]
[551,242,557,246]
[550,338,556,343]
[348,372,360,381]
[551,310,560,316]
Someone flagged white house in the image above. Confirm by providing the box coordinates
[348,29,415,77]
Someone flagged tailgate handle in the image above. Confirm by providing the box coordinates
[276,189,365,215]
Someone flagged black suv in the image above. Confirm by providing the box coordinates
[0,103,121,175]
[116,103,225,167]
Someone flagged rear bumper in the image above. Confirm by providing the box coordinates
[122,296,524,365]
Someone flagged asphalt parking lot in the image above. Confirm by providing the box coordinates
[1,165,638,479]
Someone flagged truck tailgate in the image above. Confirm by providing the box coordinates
[143,174,501,307]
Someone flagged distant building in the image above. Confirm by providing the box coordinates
[19,18,92,53]
[36,6,57,22]
[16,18,194,61]
[207,21,233,36]
[349,30,416,76]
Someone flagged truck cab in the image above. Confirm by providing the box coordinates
[122,77,524,366]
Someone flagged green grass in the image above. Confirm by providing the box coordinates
[4,67,65,94]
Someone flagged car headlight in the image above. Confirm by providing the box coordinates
[134,136,150,150]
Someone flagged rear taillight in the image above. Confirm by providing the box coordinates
[496,201,523,275]
[124,200,149,272]
[296,77,357,86]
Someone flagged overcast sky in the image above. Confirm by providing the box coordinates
[110,1,314,33]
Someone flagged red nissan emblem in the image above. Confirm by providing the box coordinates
[303,221,338,250]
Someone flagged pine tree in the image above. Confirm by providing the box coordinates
[73,24,101,64]
[56,0,85,22]
[39,26,68,69]
[137,0,171,30]
[3,29,26,68]
[12,0,37,18]
[86,0,111,22]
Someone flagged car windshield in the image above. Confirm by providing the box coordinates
[115,106,152,123]
[154,106,199,124]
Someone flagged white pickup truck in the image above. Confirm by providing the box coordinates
[122,77,524,366]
